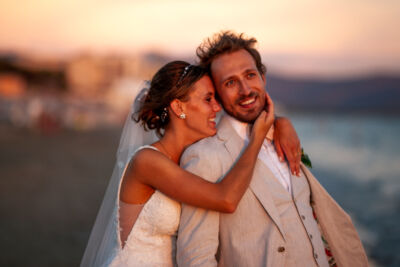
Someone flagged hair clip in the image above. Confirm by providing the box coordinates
[176,65,192,87]
[160,107,168,123]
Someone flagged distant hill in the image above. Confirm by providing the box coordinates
[267,74,400,113]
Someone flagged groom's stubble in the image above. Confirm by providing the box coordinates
[210,49,267,124]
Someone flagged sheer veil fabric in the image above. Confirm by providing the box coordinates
[81,81,158,267]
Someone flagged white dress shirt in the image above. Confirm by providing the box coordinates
[226,115,292,193]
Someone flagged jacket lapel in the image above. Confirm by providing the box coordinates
[250,160,287,240]
[217,115,286,240]
[301,164,369,267]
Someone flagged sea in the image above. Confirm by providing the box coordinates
[286,111,400,267]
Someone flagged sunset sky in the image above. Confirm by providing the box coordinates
[1,0,399,77]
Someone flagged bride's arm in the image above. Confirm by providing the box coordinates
[122,94,274,213]
[273,117,301,176]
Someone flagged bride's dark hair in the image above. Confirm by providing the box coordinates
[135,61,206,137]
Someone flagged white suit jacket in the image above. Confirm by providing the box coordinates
[177,115,368,267]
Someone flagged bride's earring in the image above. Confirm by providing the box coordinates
[179,113,186,119]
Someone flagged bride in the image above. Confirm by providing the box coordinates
[81,61,294,266]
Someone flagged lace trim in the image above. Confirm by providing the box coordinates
[115,145,160,248]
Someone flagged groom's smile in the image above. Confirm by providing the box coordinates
[237,92,258,108]
[211,49,267,123]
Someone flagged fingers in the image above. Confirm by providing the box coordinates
[264,92,274,115]
[273,117,302,176]
[296,147,301,176]
[292,147,301,176]
[252,110,266,132]
[280,141,301,176]
[257,110,266,122]
[274,139,285,162]
[286,151,297,176]
[264,92,275,125]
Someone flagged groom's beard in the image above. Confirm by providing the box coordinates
[224,92,263,124]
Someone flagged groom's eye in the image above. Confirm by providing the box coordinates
[247,72,256,79]
[225,79,236,88]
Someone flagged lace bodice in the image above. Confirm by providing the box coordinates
[109,146,181,267]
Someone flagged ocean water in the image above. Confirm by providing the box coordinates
[287,112,400,267]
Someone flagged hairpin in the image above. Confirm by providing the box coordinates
[160,107,168,123]
[176,65,191,87]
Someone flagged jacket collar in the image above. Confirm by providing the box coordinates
[217,114,287,240]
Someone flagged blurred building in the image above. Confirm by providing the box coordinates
[65,53,166,98]
[0,73,26,99]
[0,51,169,131]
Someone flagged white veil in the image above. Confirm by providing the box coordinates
[80,81,158,267]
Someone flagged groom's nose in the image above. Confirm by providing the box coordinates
[238,80,252,96]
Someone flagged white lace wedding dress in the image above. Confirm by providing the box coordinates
[109,146,181,267]
[81,85,182,267]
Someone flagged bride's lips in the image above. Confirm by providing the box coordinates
[208,116,217,128]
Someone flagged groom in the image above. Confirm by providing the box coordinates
[177,32,368,267]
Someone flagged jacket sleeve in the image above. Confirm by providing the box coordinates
[176,142,224,267]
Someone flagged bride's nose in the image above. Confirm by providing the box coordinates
[212,100,221,112]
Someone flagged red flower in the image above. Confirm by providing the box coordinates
[325,248,333,257]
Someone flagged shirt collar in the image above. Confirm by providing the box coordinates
[225,114,250,141]
[225,114,274,142]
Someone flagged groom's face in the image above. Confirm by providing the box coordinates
[210,49,266,123]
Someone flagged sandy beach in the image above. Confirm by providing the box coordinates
[1,114,399,266]
[0,123,121,266]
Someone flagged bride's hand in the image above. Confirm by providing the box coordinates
[251,92,275,142]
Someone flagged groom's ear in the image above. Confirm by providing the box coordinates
[169,99,184,118]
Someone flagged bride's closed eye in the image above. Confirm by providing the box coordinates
[204,92,215,103]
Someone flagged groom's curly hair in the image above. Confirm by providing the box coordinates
[196,31,266,75]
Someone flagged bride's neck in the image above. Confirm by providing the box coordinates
[157,127,192,164]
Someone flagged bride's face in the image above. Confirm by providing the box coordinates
[182,75,221,139]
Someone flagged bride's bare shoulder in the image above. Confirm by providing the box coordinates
[129,147,169,172]
[120,148,161,203]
